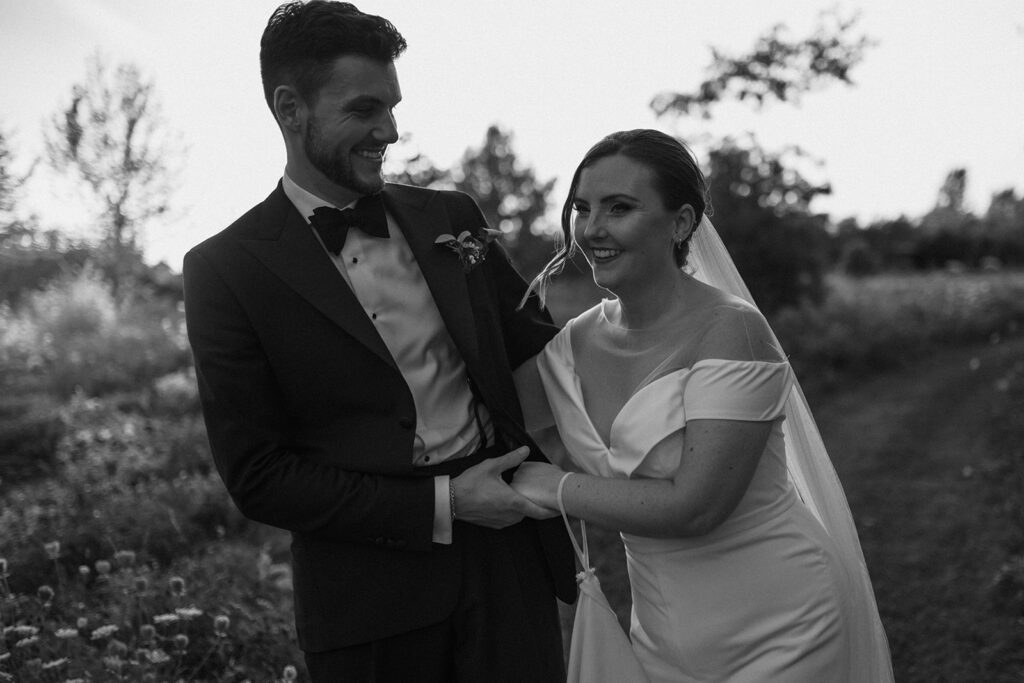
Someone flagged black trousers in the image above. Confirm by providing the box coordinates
[304,449,566,682]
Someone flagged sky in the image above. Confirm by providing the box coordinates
[1,0,1022,270]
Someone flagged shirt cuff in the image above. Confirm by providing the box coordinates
[432,475,452,545]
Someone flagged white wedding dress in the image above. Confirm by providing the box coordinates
[535,298,858,682]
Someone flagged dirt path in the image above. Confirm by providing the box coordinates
[812,336,1024,680]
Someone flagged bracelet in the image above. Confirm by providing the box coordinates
[556,472,573,517]
[449,478,457,523]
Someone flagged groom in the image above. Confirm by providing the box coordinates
[182,1,574,680]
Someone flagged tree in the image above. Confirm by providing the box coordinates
[45,54,181,294]
[651,10,873,118]
[652,10,874,307]
[982,189,1024,266]
[0,125,37,248]
[705,138,830,311]
[387,127,557,277]
[450,126,557,278]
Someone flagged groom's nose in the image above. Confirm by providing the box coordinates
[376,109,399,144]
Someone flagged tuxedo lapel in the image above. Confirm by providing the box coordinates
[239,184,397,370]
[383,185,481,371]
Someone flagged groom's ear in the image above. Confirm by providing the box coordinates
[273,85,305,133]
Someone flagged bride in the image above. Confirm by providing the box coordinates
[511,129,893,682]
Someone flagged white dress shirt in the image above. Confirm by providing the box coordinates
[282,173,491,544]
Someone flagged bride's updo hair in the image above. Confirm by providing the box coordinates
[523,129,709,306]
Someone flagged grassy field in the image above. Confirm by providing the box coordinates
[2,268,1023,680]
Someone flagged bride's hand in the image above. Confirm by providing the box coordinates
[510,461,564,514]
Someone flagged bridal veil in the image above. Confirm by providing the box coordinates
[689,218,895,682]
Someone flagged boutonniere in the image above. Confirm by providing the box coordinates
[434,228,502,272]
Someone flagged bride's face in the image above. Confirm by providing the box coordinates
[572,154,684,296]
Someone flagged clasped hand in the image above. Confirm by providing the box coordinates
[451,447,559,528]
[509,461,564,512]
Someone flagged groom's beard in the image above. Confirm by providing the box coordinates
[303,116,384,196]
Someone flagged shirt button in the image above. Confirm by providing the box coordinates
[424,456,431,463]
[371,313,377,320]
[352,257,359,264]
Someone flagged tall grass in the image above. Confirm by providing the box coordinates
[773,271,1024,392]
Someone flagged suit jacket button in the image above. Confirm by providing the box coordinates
[398,417,414,430]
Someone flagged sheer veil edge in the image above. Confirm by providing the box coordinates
[689,218,895,681]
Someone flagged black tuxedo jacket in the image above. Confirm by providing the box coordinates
[183,182,575,651]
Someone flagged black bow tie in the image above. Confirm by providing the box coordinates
[308,193,389,255]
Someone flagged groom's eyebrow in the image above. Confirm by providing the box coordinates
[343,94,401,110]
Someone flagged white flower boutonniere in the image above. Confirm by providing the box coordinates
[434,228,502,273]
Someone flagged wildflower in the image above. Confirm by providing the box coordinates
[102,656,125,674]
[0,557,7,575]
[15,635,40,648]
[114,550,136,568]
[168,575,186,596]
[44,541,61,560]
[107,639,129,657]
[147,649,170,664]
[139,624,156,642]
[175,606,202,620]
[42,657,69,670]
[213,614,230,638]
[90,624,119,640]
[173,634,189,652]
[79,565,90,577]
[13,625,39,636]
[76,616,88,629]
[153,613,179,625]
[37,584,55,603]
[55,627,78,639]
[282,665,298,681]
[95,560,112,575]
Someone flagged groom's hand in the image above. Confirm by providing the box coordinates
[452,447,556,528]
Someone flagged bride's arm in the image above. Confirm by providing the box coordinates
[513,356,571,470]
[512,419,770,537]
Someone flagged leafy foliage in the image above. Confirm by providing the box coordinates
[651,10,873,118]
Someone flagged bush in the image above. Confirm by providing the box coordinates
[0,395,63,485]
[0,266,190,398]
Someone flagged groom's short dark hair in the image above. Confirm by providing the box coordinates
[260,1,407,113]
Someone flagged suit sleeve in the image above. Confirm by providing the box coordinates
[183,247,436,552]
[452,193,559,367]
